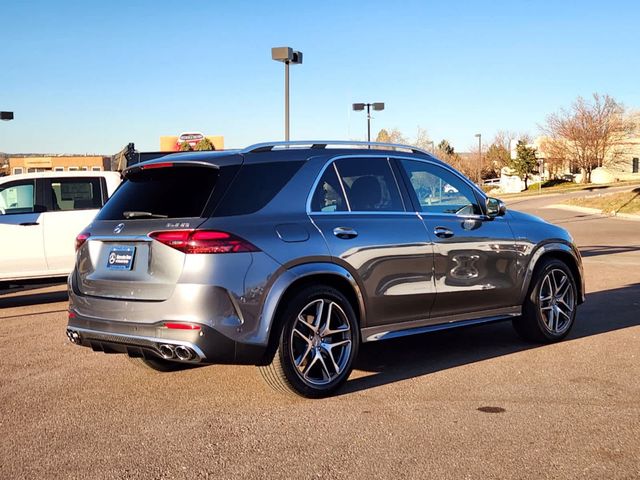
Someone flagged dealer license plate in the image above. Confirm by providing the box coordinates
[106,246,136,270]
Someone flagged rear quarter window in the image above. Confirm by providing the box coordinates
[213,161,304,216]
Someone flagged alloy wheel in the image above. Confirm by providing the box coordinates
[289,298,353,386]
[538,268,576,334]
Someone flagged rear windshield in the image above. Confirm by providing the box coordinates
[97,167,220,220]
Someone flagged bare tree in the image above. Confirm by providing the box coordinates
[375,128,408,145]
[543,93,634,183]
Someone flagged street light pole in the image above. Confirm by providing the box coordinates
[475,133,482,184]
[271,47,303,142]
[366,103,371,143]
[352,102,385,144]
[284,60,290,141]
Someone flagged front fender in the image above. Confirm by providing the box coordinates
[519,242,585,304]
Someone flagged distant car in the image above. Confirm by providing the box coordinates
[66,141,584,398]
[0,171,121,282]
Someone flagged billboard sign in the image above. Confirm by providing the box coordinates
[176,132,205,150]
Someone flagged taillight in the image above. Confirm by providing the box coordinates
[149,230,259,254]
[75,231,90,251]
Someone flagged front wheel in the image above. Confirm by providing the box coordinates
[259,286,359,398]
[513,258,578,343]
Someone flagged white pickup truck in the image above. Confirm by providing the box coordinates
[0,171,121,282]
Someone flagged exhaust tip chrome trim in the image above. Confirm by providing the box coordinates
[159,344,175,359]
[174,345,193,361]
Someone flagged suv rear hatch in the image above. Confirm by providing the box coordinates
[74,155,242,301]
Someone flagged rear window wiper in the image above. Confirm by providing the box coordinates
[122,211,168,219]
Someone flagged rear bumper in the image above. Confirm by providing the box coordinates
[66,313,267,365]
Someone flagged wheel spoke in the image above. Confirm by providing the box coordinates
[302,352,320,379]
[293,328,312,345]
[314,300,325,329]
[322,339,351,373]
[554,275,567,296]
[557,282,571,301]
[297,313,317,334]
[295,343,314,369]
[558,297,574,312]
[547,308,556,332]
[317,351,331,380]
[550,272,559,292]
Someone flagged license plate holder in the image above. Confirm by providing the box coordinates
[106,246,136,271]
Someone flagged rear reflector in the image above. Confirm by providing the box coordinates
[75,232,90,251]
[149,230,259,254]
[163,322,201,330]
[141,162,173,170]
[68,311,76,319]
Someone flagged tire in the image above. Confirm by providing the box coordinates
[513,258,578,343]
[259,286,360,398]
[127,356,198,373]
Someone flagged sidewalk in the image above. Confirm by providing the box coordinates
[545,203,640,221]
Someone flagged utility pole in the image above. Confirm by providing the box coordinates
[475,133,482,184]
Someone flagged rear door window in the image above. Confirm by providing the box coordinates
[333,157,404,212]
[49,178,103,211]
[310,164,347,212]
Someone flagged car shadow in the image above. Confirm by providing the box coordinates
[0,289,68,310]
[340,283,640,396]
[580,245,640,258]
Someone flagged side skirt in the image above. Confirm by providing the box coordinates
[361,306,522,342]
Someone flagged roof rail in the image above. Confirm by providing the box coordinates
[242,140,433,156]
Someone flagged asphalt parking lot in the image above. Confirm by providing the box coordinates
[1,193,639,479]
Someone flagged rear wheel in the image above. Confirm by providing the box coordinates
[513,258,577,343]
[259,286,359,398]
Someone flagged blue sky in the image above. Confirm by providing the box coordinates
[1,0,639,154]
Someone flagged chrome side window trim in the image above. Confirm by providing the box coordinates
[333,162,351,212]
[306,153,412,215]
[392,156,485,218]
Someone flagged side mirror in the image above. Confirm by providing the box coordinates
[486,197,506,218]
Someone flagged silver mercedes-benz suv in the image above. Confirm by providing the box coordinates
[67,141,584,398]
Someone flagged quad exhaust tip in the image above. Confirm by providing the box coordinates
[158,344,194,361]
[174,345,193,361]
[158,344,175,359]
[66,329,81,345]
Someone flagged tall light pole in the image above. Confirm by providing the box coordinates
[475,133,482,184]
[352,102,384,143]
[271,47,303,142]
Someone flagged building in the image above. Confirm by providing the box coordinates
[2,155,110,176]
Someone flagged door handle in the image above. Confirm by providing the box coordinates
[333,227,358,239]
[19,222,40,226]
[433,226,454,238]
